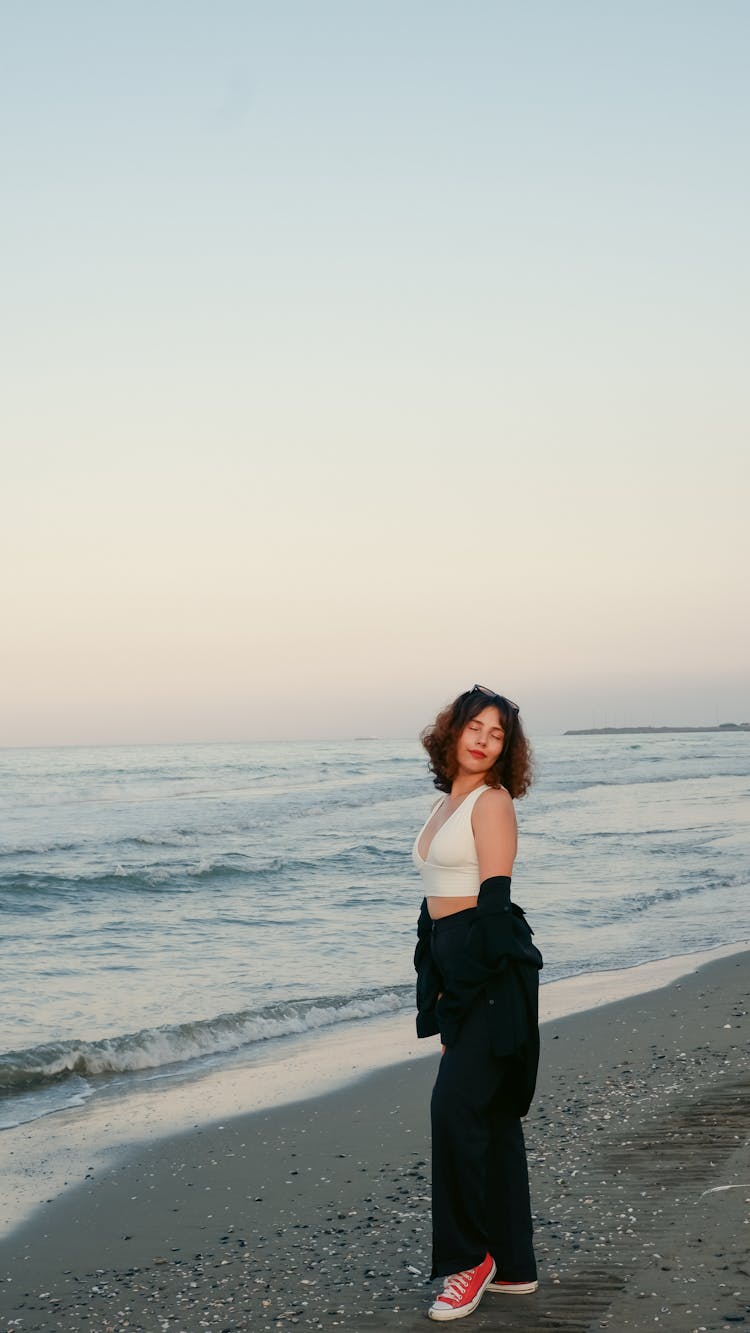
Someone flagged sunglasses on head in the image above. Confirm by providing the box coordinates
[470,684,520,715]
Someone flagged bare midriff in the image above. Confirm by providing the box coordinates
[427,895,478,921]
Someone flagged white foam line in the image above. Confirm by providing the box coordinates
[700,1184,750,1197]
[1,938,748,1240]
[538,938,750,1023]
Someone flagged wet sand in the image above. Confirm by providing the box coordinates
[1,950,748,1332]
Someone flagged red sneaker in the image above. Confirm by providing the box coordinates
[486,1277,538,1294]
[428,1253,496,1321]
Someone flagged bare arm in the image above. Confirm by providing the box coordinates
[472,787,517,879]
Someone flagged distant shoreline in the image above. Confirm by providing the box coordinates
[564,723,750,735]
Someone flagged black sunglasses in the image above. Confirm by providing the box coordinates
[470,684,520,715]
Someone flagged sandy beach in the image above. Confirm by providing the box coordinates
[1,949,748,1333]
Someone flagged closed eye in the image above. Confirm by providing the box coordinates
[468,721,503,741]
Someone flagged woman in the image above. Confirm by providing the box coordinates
[413,684,543,1322]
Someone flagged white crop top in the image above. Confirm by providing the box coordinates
[412,784,489,897]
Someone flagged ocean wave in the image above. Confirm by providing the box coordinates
[0,985,413,1094]
[569,872,746,923]
[0,840,80,858]
[565,828,716,852]
[0,869,193,898]
[0,843,409,899]
[628,874,745,915]
[566,769,749,794]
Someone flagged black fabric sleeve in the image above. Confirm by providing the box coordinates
[474,875,515,963]
[414,897,442,1038]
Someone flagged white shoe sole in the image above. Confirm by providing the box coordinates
[428,1262,497,1320]
[486,1279,538,1294]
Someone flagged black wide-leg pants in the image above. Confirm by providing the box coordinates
[430,910,536,1281]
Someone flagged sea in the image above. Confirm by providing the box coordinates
[1,732,748,1134]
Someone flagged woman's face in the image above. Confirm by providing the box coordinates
[455,705,505,777]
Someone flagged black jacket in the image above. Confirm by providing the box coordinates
[414,875,543,1116]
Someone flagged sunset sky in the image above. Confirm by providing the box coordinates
[2,1,748,745]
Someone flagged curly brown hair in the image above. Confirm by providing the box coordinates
[420,687,534,798]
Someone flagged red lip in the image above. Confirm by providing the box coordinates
[469,749,486,758]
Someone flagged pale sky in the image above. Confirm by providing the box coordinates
[2,1,748,745]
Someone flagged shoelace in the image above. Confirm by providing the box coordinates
[440,1268,474,1303]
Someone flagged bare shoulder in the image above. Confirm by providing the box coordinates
[474,786,516,824]
[472,786,517,873]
